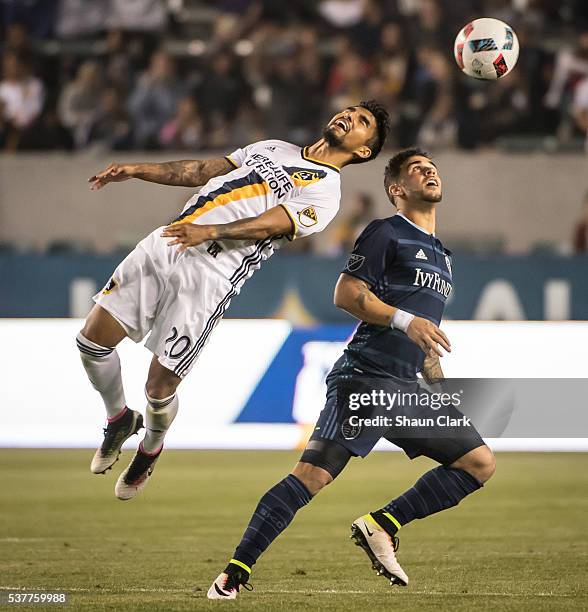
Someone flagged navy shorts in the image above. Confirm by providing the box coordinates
[311,363,485,466]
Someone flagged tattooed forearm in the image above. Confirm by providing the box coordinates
[422,352,445,384]
[133,158,233,187]
[334,275,395,327]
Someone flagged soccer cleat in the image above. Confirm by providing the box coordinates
[207,562,253,600]
[114,444,162,500]
[350,514,409,586]
[90,408,143,474]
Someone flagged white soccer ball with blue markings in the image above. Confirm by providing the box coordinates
[454,18,519,80]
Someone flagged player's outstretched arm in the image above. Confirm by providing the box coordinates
[88,158,234,190]
[161,205,294,252]
[334,273,451,357]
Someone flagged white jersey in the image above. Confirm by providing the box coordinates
[94,139,341,379]
[172,139,341,289]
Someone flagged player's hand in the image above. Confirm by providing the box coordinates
[406,317,451,357]
[88,163,135,190]
[161,223,214,253]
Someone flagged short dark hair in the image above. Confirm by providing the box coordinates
[351,100,391,165]
[384,147,432,204]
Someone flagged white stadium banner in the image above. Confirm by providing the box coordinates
[0,319,586,451]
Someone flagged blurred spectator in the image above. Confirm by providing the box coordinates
[0,99,8,148]
[55,0,108,39]
[87,86,132,150]
[348,0,384,58]
[106,0,167,32]
[2,0,588,153]
[2,0,57,40]
[128,50,181,149]
[17,106,73,150]
[103,29,139,94]
[196,52,250,148]
[408,0,452,51]
[326,192,376,256]
[0,51,45,148]
[159,96,203,150]
[58,60,104,148]
[396,45,454,148]
[327,49,370,112]
[2,22,33,55]
[319,0,365,30]
[572,190,588,253]
[573,76,588,150]
[414,47,455,148]
[546,29,588,109]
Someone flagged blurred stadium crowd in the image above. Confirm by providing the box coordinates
[2,0,588,153]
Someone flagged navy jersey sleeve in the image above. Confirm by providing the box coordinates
[342,219,397,287]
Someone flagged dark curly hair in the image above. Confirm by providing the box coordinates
[384,147,433,205]
[350,100,391,165]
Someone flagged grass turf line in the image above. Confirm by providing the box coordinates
[0,450,587,611]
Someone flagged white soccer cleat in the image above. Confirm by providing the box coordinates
[351,514,409,586]
[207,573,238,600]
[114,445,161,500]
[207,564,252,600]
[90,409,143,474]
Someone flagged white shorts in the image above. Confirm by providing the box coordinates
[94,227,235,378]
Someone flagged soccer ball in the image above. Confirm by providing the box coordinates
[454,18,519,80]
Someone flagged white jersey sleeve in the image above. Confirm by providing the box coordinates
[280,179,341,240]
[226,141,264,168]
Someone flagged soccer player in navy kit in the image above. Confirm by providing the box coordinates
[208,149,496,599]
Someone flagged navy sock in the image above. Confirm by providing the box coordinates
[373,466,482,535]
[232,474,312,570]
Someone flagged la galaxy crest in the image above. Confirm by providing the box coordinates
[284,166,327,187]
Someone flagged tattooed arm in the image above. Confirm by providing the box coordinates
[421,352,445,385]
[334,274,396,327]
[88,157,234,190]
[334,273,451,357]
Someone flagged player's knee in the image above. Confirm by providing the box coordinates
[80,306,126,348]
[481,450,497,482]
[145,376,180,400]
[452,445,496,484]
[291,462,333,496]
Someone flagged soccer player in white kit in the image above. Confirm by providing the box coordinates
[78,101,391,500]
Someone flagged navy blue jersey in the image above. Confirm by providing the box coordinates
[342,213,453,380]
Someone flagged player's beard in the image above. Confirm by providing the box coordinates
[421,189,443,203]
[322,125,344,147]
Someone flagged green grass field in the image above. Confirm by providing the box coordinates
[1,450,587,611]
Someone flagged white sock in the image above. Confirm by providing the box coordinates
[141,392,179,454]
[77,332,126,420]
